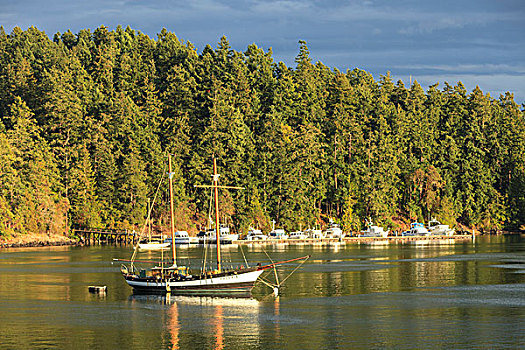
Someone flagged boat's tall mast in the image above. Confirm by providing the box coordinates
[213,157,221,273]
[169,154,177,266]
[147,197,151,242]
[194,158,244,273]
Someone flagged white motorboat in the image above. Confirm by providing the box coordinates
[402,222,429,236]
[201,225,239,244]
[360,219,389,237]
[196,230,211,244]
[218,225,239,243]
[164,231,198,245]
[305,228,325,239]
[427,218,455,236]
[175,231,190,244]
[197,225,238,244]
[246,228,268,241]
[324,221,344,238]
[288,231,308,240]
[268,229,288,240]
[137,240,171,250]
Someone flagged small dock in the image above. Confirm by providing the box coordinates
[73,227,138,245]
[71,227,474,246]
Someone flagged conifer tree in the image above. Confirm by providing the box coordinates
[6,97,66,234]
[0,26,522,235]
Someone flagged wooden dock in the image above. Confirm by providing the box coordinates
[71,227,474,246]
[72,227,138,245]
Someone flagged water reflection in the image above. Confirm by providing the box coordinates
[168,299,179,350]
[273,296,280,339]
[127,295,262,349]
[213,305,223,350]
[0,235,524,349]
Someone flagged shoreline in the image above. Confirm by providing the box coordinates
[0,233,77,249]
[1,230,521,249]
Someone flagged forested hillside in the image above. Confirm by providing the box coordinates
[0,25,523,237]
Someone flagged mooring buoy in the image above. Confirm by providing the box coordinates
[88,286,107,293]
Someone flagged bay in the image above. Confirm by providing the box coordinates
[0,235,524,349]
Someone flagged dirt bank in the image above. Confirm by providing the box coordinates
[0,233,77,248]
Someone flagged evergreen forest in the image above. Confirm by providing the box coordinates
[0,25,524,238]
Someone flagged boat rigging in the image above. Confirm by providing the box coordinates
[115,155,309,296]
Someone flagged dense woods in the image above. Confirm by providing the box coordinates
[0,25,523,237]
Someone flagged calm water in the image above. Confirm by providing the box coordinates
[1,235,524,349]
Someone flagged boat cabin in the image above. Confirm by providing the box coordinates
[269,229,288,239]
[288,231,308,239]
[246,229,267,241]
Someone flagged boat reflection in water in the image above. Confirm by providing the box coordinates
[168,299,179,350]
[129,294,262,350]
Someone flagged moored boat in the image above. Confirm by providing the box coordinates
[164,231,199,245]
[402,222,429,236]
[199,225,239,244]
[246,228,267,241]
[216,225,239,243]
[137,198,170,250]
[324,221,344,238]
[117,155,309,296]
[268,229,288,240]
[288,231,308,240]
[305,228,325,239]
[360,219,389,238]
[137,240,171,250]
[427,218,455,236]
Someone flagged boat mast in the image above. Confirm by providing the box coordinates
[194,157,244,273]
[169,154,177,266]
[213,157,221,273]
[147,197,151,242]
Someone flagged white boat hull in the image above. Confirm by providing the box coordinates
[246,235,268,241]
[288,235,308,240]
[136,242,171,250]
[124,269,265,295]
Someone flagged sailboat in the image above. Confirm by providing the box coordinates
[137,198,171,250]
[117,155,309,295]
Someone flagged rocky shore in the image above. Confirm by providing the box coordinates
[0,233,77,248]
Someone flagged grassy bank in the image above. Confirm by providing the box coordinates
[0,233,76,248]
